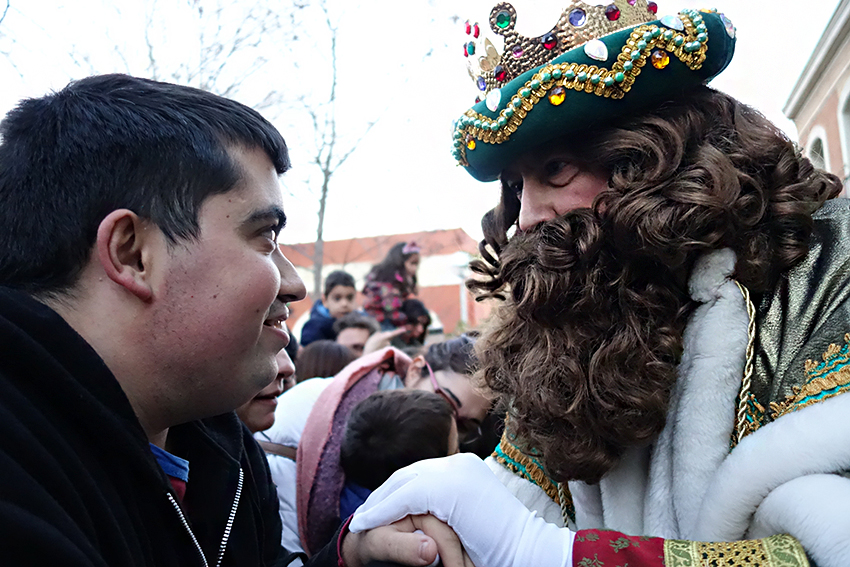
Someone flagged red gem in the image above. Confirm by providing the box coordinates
[494,65,507,82]
[465,20,471,35]
[542,33,557,50]
[605,4,620,20]
[464,43,468,57]
[647,1,658,13]
[474,23,480,38]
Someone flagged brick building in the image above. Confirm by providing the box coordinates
[280,229,492,338]
[784,0,850,193]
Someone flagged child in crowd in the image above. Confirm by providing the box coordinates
[301,270,357,346]
[338,390,457,519]
[391,299,432,352]
[334,312,380,357]
[295,340,357,383]
[362,242,420,330]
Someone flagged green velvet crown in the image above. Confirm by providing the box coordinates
[452,4,737,182]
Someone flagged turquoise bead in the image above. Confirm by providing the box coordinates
[512,97,522,108]
[577,71,587,82]
[630,49,641,60]
[637,40,647,50]
[674,35,684,46]
[540,71,552,82]
[453,130,462,139]
[614,72,625,83]
[652,28,662,38]
[697,23,707,33]
[697,33,708,43]
[519,87,531,98]
[474,119,482,129]
[603,76,614,87]
[565,69,576,79]
[643,32,653,41]
[623,61,633,72]
[490,122,499,132]
[530,79,541,89]
[505,107,514,118]
[590,75,600,84]
[663,29,674,40]
[552,69,563,79]
[497,116,508,127]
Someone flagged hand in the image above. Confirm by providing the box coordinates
[363,328,407,355]
[350,454,575,567]
[342,515,474,567]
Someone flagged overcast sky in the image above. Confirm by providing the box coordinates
[0,0,843,245]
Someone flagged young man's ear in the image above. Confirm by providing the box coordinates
[95,209,155,301]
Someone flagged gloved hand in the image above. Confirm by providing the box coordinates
[350,453,575,567]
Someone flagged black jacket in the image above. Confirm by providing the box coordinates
[0,287,341,567]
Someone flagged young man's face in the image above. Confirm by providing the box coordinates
[146,146,306,418]
[324,285,356,319]
[336,326,370,357]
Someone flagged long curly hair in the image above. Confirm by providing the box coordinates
[468,87,841,484]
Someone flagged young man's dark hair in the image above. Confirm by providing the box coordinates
[341,390,455,491]
[324,270,356,297]
[333,312,381,336]
[0,73,289,296]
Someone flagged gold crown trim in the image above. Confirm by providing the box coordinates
[453,10,708,167]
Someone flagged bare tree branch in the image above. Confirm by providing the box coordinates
[0,1,10,27]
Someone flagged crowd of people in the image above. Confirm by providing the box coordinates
[1,2,849,567]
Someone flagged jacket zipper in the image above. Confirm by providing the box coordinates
[167,468,245,567]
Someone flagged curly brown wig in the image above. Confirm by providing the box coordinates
[468,87,841,484]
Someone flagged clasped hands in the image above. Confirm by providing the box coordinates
[341,453,574,567]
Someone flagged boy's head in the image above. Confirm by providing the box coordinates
[334,312,379,357]
[341,390,457,491]
[0,74,307,433]
[323,270,357,319]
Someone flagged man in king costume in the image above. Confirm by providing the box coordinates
[348,1,850,566]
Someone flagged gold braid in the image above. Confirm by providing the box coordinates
[731,280,757,449]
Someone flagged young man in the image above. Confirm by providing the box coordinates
[334,312,380,357]
[0,74,462,567]
[301,270,358,347]
[351,4,850,567]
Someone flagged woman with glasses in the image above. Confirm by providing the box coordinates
[259,334,492,557]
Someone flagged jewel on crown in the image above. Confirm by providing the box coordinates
[463,0,658,98]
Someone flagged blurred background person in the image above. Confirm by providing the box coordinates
[236,349,297,434]
[362,241,420,331]
[391,298,432,353]
[333,312,380,357]
[295,340,357,383]
[301,270,357,347]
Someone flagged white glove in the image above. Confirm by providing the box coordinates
[350,453,575,567]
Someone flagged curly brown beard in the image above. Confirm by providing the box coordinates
[468,87,841,484]
[475,210,691,484]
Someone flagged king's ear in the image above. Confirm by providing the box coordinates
[95,209,154,301]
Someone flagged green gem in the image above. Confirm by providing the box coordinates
[495,10,511,29]
[497,116,508,127]
[674,35,684,46]
[505,107,514,118]
[552,68,563,79]
[697,33,708,43]
[530,79,541,90]
[603,76,614,87]
[467,42,475,55]
[614,72,625,83]
[519,87,531,98]
[630,49,641,60]
[637,40,647,50]
[565,69,576,79]
[663,29,674,40]
[590,75,600,85]
[577,71,587,82]
[512,97,522,108]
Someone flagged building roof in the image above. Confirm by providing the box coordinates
[280,228,479,269]
[784,0,850,120]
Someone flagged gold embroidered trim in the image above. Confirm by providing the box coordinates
[492,430,561,505]
[454,11,708,166]
[770,333,850,419]
[664,534,809,567]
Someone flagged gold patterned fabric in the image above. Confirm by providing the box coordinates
[664,534,809,567]
[743,200,850,437]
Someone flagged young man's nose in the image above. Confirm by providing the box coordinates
[275,252,307,303]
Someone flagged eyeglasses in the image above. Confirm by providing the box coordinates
[424,360,483,446]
